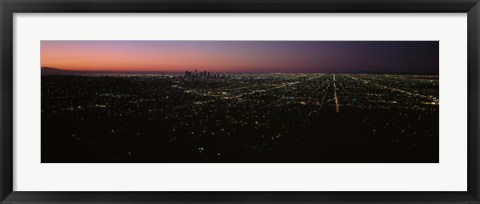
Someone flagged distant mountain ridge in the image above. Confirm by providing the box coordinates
[41,67,181,75]
[41,67,81,75]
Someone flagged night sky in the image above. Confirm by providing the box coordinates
[41,41,439,74]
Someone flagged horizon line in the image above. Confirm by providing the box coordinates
[41,67,439,75]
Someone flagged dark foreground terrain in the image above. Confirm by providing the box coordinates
[42,73,439,163]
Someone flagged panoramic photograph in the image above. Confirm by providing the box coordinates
[41,41,439,163]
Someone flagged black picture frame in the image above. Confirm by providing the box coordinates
[1,0,479,203]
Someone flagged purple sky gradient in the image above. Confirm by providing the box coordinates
[41,41,439,74]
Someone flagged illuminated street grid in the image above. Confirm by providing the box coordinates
[42,73,439,163]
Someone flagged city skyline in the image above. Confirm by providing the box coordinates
[41,41,439,74]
